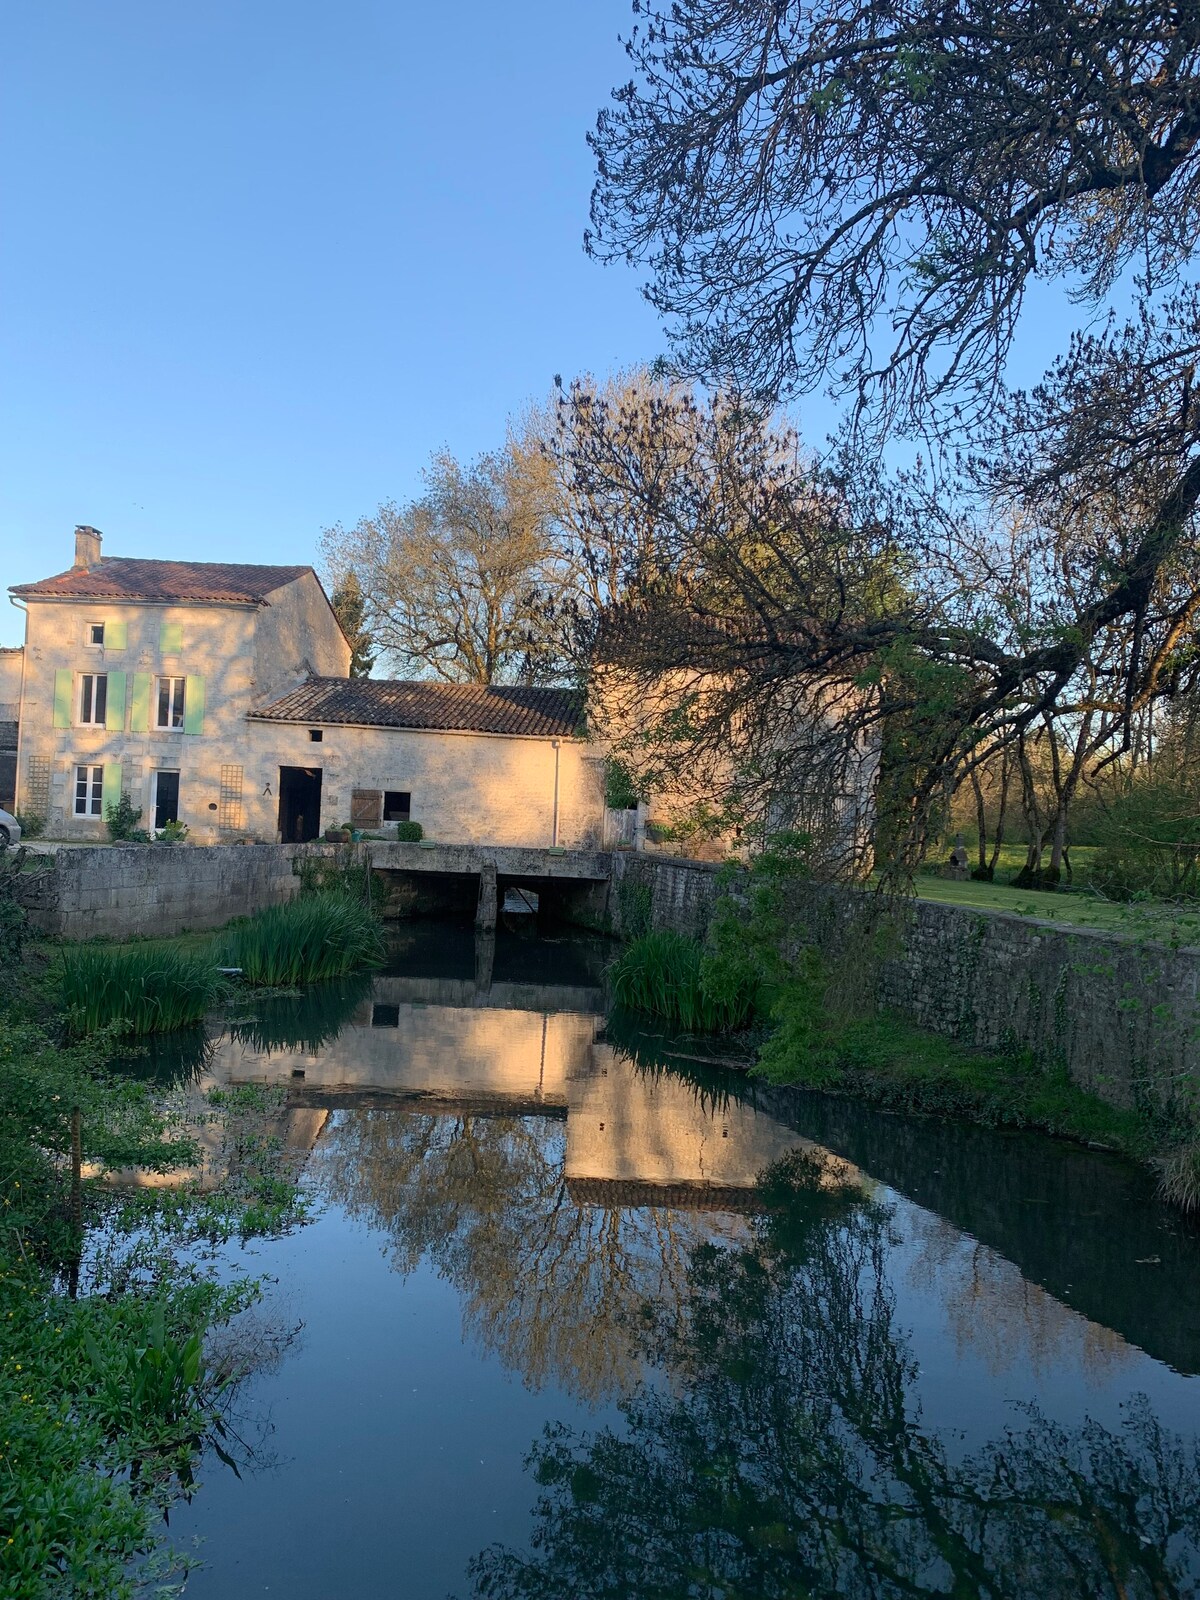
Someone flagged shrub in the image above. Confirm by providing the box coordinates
[14,810,45,839]
[394,820,423,841]
[223,892,385,986]
[156,819,189,845]
[61,946,227,1036]
[1155,1141,1200,1212]
[609,929,759,1033]
[105,794,150,843]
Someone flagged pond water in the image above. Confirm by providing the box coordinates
[150,925,1200,1598]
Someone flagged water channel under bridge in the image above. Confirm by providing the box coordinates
[359,841,614,931]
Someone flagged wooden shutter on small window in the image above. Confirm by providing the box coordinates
[101,764,123,814]
[105,672,127,732]
[183,676,205,734]
[130,674,152,732]
[52,670,73,729]
[161,621,182,655]
[105,619,127,650]
[350,788,383,827]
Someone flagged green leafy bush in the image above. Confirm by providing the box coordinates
[610,929,759,1033]
[14,809,45,839]
[156,818,189,845]
[394,819,424,841]
[223,892,385,986]
[61,945,227,1036]
[105,794,150,843]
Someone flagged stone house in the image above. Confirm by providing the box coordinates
[7,526,607,847]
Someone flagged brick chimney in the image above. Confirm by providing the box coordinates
[74,525,103,570]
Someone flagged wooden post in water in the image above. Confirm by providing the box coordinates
[69,1106,82,1236]
[68,1105,83,1299]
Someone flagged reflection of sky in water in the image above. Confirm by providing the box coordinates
[163,931,1200,1600]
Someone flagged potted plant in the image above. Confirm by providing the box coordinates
[325,825,352,844]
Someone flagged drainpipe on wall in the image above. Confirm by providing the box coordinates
[7,596,27,815]
[551,739,561,847]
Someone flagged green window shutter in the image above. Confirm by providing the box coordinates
[102,763,123,814]
[105,671,127,732]
[183,675,206,735]
[53,669,73,728]
[130,673,152,732]
[161,620,182,655]
[106,619,127,650]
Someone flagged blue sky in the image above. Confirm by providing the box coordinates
[0,1,1099,648]
[0,0,678,643]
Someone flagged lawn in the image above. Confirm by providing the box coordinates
[911,873,1200,945]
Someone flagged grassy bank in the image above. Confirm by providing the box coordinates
[0,859,317,1595]
[911,873,1200,945]
[754,1007,1150,1156]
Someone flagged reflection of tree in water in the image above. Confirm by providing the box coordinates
[905,1209,1135,1382]
[317,1110,744,1403]
[467,1150,1200,1600]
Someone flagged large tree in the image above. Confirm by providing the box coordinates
[320,445,556,684]
[583,4,1200,865]
[588,0,1200,426]
[557,293,1200,868]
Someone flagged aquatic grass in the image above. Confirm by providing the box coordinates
[609,929,759,1034]
[61,946,227,1037]
[222,892,385,987]
[1155,1141,1200,1212]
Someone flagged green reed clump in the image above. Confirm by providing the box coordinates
[223,892,385,986]
[62,945,226,1036]
[609,929,759,1033]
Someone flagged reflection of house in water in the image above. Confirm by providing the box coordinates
[564,1042,851,1209]
[206,976,859,1208]
[208,974,600,1116]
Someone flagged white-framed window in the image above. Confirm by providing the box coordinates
[156,676,186,730]
[87,622,105,647]
[78,673,107,726]
[74,764,104,817]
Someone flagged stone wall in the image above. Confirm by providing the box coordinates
[610,852,1200,1117]
[609,850,727,941]
[18,840,615,941]
[874,898,1200,1116]
[19,842,315,939]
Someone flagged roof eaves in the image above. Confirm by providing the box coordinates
[245,708,587,741]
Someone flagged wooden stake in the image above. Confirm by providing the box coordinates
[69,1106,82,1236]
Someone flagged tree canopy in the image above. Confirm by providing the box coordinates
[588,0,1200,425]
[320,445,556,685]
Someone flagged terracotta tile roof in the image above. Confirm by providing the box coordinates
[251,677,585,738]
[10,558,312,605]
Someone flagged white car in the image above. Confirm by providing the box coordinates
[0,808,21,847]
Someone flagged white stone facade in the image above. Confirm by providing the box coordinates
[12,572,349,842]
[10,538,607,847]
